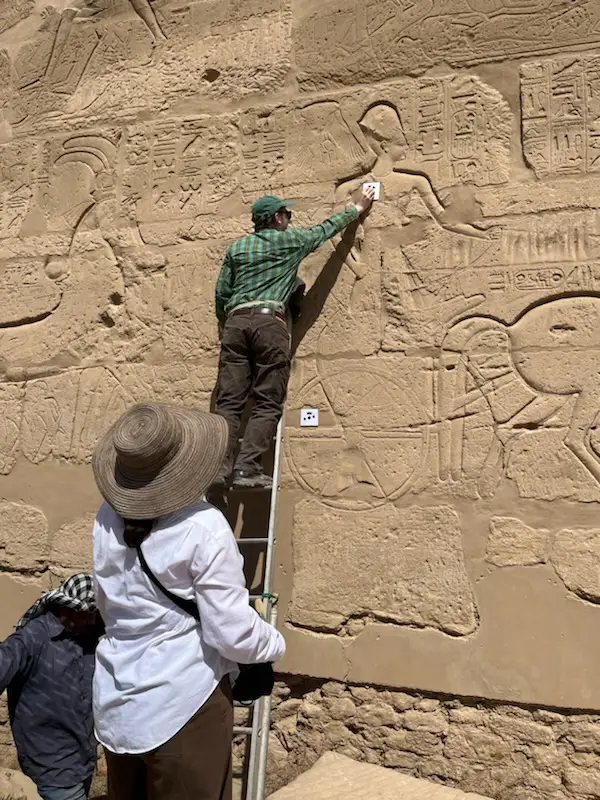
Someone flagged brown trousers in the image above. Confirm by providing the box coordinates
[214,310,291,478]
[105,679,233,800]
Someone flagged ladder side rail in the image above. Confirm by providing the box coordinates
[245,415,285,800]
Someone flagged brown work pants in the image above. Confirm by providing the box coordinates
[214,309,291,478]
[104,678,233,800]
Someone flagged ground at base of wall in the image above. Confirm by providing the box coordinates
[267,751,493,799]
[233,676,600,800]
[3,676,600,800]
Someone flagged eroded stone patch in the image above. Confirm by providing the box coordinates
[291,501,478,637]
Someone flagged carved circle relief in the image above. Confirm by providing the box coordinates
[285,364,432,510]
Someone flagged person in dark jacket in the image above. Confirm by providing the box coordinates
[0,573,103,800]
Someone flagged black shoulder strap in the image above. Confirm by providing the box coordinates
[136,545,200,622]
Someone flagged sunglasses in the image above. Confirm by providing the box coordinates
[279,208,292,220]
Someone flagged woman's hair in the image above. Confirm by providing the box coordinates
[122,518,155,548]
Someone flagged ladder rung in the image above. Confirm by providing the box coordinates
[237,538,268,544]
[234,726,253,736]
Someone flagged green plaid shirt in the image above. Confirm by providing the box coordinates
[215,207,359,322]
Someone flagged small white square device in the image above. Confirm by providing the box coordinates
[300,408,319,427]
[363,181,381,200]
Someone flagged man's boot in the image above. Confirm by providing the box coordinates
[231,470,273,490]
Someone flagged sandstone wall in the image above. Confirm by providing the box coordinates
[1,0,600,782]
[257,677,600,800]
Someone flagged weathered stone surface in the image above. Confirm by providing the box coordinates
[565,722,600,754]
[384,729,442,757]
[563,765,600,796]
[0,1,34,36]
[267,751,492,799]
[5,0,600,783]
[290,501,477,636]
[260,678,600,799]
[487,516,549,567]
[0,575,46,640]
[49,513,96,573]
[489,715,553,746]
[444,727,511,762]
[402,710,448,735]
[294,0,600,89]
[354,702,396,728]
[522,55,600,179]
[326,698,355,723]
[0,503,48,571]
[0,767,40,799]
[551,527,600,604]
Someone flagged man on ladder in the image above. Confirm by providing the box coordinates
[212,187,375,491]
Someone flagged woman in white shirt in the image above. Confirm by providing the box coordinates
[90,402,286,800]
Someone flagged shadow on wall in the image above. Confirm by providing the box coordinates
[205,222,359,583]
[291,222,360,356]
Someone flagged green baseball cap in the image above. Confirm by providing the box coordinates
[251,195,295,220]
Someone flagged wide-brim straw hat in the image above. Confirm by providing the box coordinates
[92,402,228,519]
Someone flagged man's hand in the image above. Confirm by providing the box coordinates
[354,185,376,216]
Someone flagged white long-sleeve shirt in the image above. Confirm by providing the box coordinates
[92,500,285,754]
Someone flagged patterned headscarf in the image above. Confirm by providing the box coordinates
[16,573,96,630]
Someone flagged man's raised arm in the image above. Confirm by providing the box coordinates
[295,185,375,257]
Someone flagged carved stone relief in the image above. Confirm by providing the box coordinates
[285,358,433,509]
[486,516,600,606]
[3,0,600,712]
[294,0,600,91]
[0,0,292,134]
[440,297,600,501]
[522,53,600,178]
[291,500,477,637]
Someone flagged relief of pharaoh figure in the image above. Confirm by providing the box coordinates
[334,103,499,268]
[318,103,497,355]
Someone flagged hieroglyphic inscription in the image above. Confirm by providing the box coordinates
[402,210,600,286]
[414,77,503,186]
[0,140,39,239]
[242,76,510,193]
[240,101,368,192]
[295,0,600,90]
[122,117,239,222]
[240,112,287,193]
[487,265,598,295]
[522,55,600,177]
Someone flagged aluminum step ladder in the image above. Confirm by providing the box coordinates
[232,416,285,800]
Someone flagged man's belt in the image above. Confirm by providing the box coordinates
[229,306,287,323]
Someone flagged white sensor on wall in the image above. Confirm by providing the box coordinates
[363,181,381,200]
[300,408,319,427]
